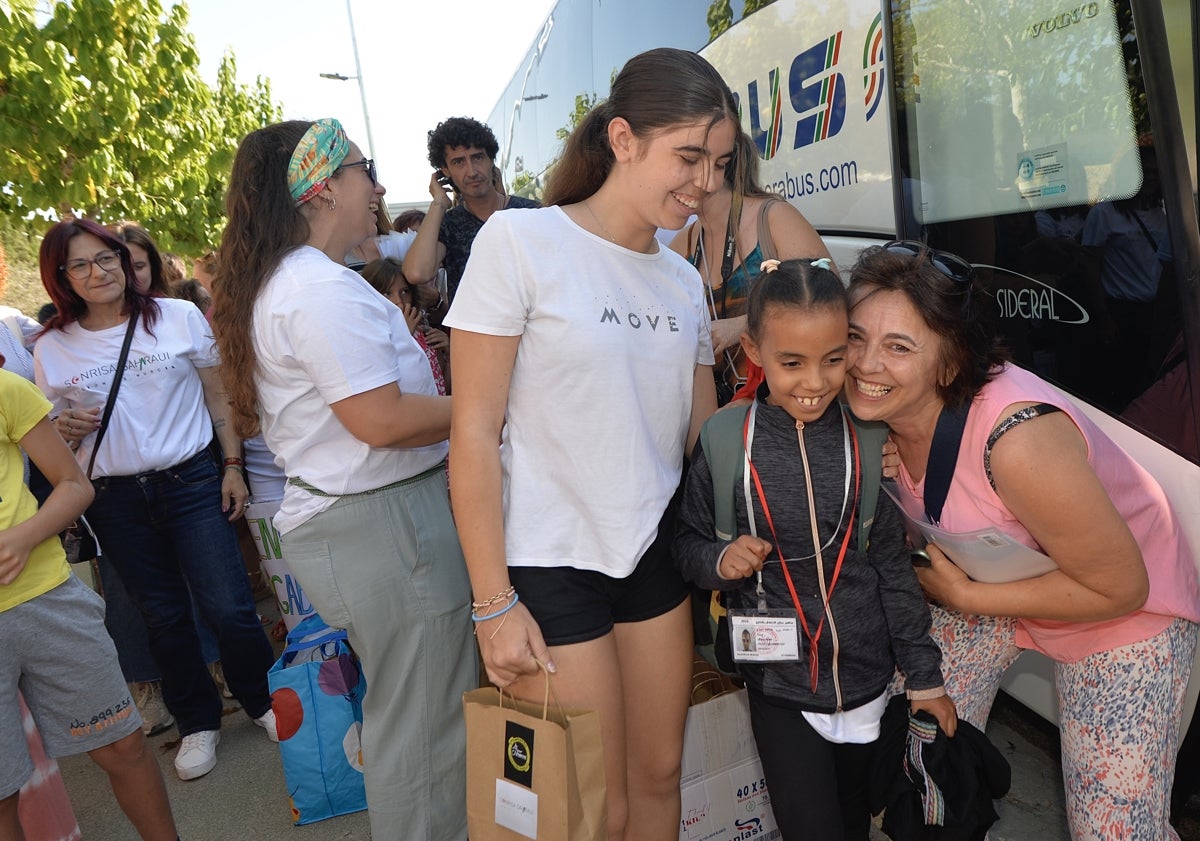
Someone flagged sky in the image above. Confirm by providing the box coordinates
[184,0,558,205]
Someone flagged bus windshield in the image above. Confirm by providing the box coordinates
[892,0,1196,461]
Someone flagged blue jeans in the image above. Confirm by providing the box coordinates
[96,555,220,683]
[86,448,274,736]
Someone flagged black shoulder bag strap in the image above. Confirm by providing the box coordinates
[923,402,970,526]
[84,315,138,480]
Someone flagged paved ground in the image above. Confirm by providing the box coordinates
[50,593,1191,840]
[56,681,1073,838]
[56,695,1074,840]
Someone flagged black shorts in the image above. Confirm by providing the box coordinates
[510,508,689,646]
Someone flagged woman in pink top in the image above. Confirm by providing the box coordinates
[843,242,1200,840]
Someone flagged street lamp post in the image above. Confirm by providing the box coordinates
[318,0,376,162]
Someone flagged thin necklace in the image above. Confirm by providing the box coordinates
[582,199,619,245]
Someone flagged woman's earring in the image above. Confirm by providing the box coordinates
[328,195,337,212]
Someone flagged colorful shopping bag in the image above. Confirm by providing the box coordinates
[268,614,367,825]
[463,666,606,841]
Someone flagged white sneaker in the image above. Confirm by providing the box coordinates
[174,729,220,780]
[131,681,175,737]
[254,708,279,742]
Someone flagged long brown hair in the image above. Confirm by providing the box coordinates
[716,128,785,275]
[210,120,313,437]
[544,48,738,206]
[109,220,170,297]
[726,128,777,201]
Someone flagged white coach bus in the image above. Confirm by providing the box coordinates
[489,0,1200,733]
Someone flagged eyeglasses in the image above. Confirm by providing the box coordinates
[337,158,377,186]
[61,250,121,281]
[882,240,975,285]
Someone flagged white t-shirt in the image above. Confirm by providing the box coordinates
[376,230,417,261]
[343,230,417,268]
[444,205,715,577]
[0,306,37,382]
[34,298,219,476]
[253,246,445,534]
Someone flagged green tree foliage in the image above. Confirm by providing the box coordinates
[707,0,776,42]
[707,0,733,41]
[508,90,599,200]
[0,0,280,252]
[556,92,601,142]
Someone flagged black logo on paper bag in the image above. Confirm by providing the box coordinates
[504,721,534,788]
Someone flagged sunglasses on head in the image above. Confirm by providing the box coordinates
[882,240,976,285]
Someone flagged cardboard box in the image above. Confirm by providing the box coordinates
[678,690,779,841]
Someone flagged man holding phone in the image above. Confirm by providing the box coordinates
[403,117,539,306]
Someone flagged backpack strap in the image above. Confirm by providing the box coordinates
[843,405,888,553]
[702,401,886,553]
[698,403,751,541]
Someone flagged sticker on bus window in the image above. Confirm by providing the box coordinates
[1018,144,1070,201]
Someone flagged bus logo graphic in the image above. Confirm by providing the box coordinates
[862,13,886,120]
[791,32,846,148]
[981,266,1091,325]
[746,68,785,161]
[736,28,858,162]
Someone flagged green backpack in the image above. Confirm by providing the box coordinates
[691,402,890,673]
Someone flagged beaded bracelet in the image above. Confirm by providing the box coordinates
[471,592,519,623]
[471,585,516,611]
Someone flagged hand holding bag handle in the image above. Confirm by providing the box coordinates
[498,659,558,719]
[464,659,607,841]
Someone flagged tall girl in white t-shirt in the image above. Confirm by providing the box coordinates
[445,47,733,840]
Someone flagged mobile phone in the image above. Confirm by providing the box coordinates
[435,171,455,192]
[910,548,932,567]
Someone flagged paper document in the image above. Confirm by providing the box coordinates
[882,484,1058,583]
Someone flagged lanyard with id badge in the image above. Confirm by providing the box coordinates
[728,403,861,694]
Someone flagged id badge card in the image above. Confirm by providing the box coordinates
[728,610,801,662]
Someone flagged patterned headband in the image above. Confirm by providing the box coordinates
[287,118,351,207]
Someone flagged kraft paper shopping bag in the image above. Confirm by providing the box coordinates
[463,666,605,841]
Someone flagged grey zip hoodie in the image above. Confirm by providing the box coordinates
[674,396,944,714]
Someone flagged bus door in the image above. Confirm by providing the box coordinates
[886,0,1200,725]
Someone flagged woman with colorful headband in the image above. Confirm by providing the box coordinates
[210,119,472,841]
[843,241,1200,839]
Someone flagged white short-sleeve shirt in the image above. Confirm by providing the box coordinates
[34,298,220,476]
[253,246,445,534]
[444,206,714,577]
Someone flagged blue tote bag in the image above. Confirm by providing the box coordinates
[268,614,368,825]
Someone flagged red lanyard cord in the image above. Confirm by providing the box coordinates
[743,409,862,692]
